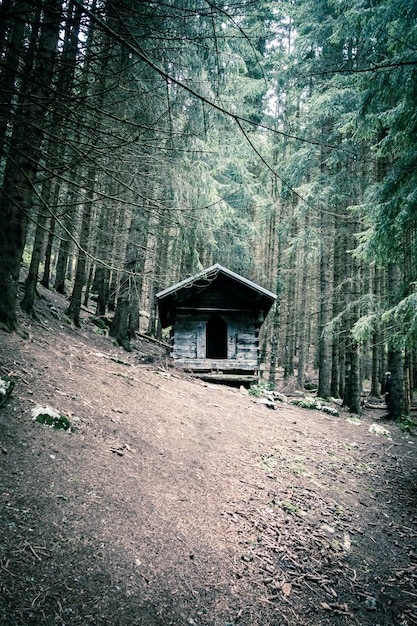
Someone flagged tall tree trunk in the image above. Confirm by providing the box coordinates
[0,3,27,158]
[22,154,60,312]
[21,201,49,315]
[65,168,96,326]
[93,188,118,317]
[296,219,311,391]
[283,248,296,380]
[41,213,56,290]
[347,340,361,414]
[146,209,165,337]
[386,263,405,418]
[330,230,344,398]
[370,266,382,396]
[0,1,61,329]
[387,348,405,418]
[110,209,135,349]
[268,295,281,388]
[346,252,361,413]
[268,192,283,388]
[54,173,77,293]
[317,210,334,398]
[404,349,411,417]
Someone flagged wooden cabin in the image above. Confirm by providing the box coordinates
[156,264,277,382]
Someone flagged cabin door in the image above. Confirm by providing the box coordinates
[206,316,227,359]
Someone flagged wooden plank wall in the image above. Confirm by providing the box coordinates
[172,313,259,370]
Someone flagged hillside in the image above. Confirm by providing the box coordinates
[0,287,416,626]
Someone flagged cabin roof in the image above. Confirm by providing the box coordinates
[156,263,277,328]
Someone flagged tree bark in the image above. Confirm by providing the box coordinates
[0,1,62,328]
[317,211,334,398]
[41,213,56,290]
[110,210,135,349]
[65,169,96,326]
[370,267,382,396]
[0,3,27,157]
[21,202,48,315]
[386,263,405,418]
[54,174,77,293]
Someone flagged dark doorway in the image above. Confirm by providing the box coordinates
[206,316,227,359]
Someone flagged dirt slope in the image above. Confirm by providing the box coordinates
[0,287,416,626]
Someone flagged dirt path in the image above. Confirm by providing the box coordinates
[0,288,416,625]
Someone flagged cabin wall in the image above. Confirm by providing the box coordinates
[172,312,259,371]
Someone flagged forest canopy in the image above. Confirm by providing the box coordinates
[0,0,416,416]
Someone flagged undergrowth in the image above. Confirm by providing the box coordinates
[290,397,339,417]
[397,415,416,436]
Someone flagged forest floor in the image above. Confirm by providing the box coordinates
[0,285,416,626]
